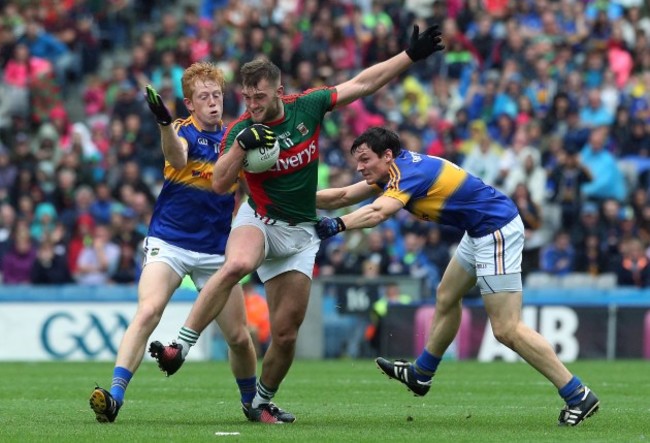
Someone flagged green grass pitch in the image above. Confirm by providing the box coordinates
[1,360,648,442]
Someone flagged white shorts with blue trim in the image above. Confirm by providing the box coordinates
[454,215,524,294]
[143,236,225,290]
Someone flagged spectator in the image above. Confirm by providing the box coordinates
[511,182,544,275]
[400,76,431,127]
[0,145,17,199]
[615,238,650,287]
[67,213,95,275]
[0,203,16,263]
[116,160,156,205]
[462,125,502,186]
[600,198,625,270]
[150,50,184,100]
[423,225,451,280]
[574,233,611,276]
[548,144,592,230]
[540,230,575,276]
[638,204,650,246]
[111,206,145,250]
[525,58,557,116]
[74,223,120,285]
[580,126,627,202]
[570,201,603,248]
[359,229,393,275]
[17,19,73,88]
[504,148,547,206]
[155,11,182,55]
[110,241,139,284]
[30,237,73,284]
[30,201,57,243]
[2,221,37,284]
[579,88,614,128]
[497,127,546,198]
[541,92,574,138]
[562,106,591,154]
[366,281,412,355]
[89,182,115,225]
[2,43,52,119]
[59,184,95,233]
[398,230,440,295]
[619,118,650,159]
[319,241,361,276]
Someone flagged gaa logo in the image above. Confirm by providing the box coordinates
[41,312,129,359]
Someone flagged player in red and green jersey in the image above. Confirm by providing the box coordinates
[150,25,445,423]
[223,86,331,224]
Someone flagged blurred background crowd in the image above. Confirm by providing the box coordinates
[1,0,650,296]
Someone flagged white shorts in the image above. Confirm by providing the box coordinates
[454,215,523,295]
[231,203,320,283]
[143,236,225,290]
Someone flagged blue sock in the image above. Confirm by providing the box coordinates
[559,376,584,406]
[110,366,133,405]
[236,376,257,405]
[413,349,441,381]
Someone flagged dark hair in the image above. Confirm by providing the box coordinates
[350,127,402,157]
[240,58,281,88]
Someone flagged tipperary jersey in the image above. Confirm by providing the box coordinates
[222,87,337,224]
[147,116,234,254]
[380,150,519,237]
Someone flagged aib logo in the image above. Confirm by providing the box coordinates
[41,312,129,359]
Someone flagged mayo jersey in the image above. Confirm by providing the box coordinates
[222,87,337,224]
[147,116,234,254]
[380,150,519,237]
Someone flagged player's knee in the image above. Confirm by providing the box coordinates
[434,285,461,315]
[224,328,253,353]
[222,258,256,280]
[270,328,298,350]
[133,303,164,329]
[491,323,517,349]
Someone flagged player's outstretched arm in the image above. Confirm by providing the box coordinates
[334,24,444,108]
[316,195,404,240]
[316,181,381,210]
[145,84,188,170]
[340,195,404,230]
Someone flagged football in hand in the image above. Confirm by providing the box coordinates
[242,139,280,173]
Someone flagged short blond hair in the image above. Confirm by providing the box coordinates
[181,62,226,99]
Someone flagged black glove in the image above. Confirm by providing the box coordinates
[315,216,346,240]
[236,124,276,151]
[405,24,445,62]
[145,84,172,126]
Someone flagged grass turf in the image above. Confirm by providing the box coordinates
[1,360,648,442]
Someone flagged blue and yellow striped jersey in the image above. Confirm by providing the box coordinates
[147,116,234,254]
[380,151,519,237]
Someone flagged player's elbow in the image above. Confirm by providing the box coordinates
[316,191,344,210]
[372,212,390,226]
[212,177,232,194]
[168,158,187,170]
[317,198,337,210]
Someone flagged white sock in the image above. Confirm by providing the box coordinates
[177,326,199,359]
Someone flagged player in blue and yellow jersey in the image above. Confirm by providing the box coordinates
[149,26,446,423]
[315,127,600,427]
[89,62,294,424]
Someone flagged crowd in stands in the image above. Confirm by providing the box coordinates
[1,0,650,292]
